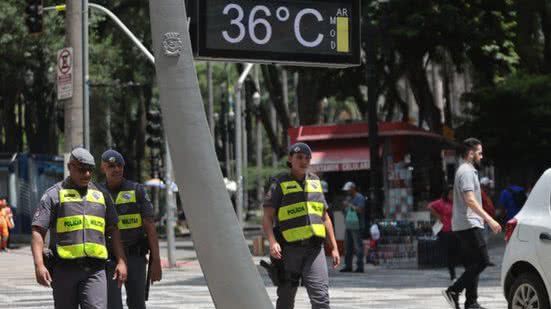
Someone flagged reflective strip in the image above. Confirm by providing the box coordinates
[57,242,108,259]
[118,213,142,230]
[86,190,106,205]
[56,215,105,233]
[57,215,84,233]
[84,215,105,233]
[282,224,326,242]
[305,180,323,193]
[116,190,136,205]
[278,201,324,222]
[59,189,105,205]
[280,181,303,195]
[59,189,83,203]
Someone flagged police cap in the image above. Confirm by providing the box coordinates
[288,143,312,157]
[70,147,96,167]
[101,149,125,166]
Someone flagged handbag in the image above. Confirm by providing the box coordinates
[432,220,443,236]
[345,207,360,230]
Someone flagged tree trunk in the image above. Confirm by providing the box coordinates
[406,57,442,133]
[296,69,324,125]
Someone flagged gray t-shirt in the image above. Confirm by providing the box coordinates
[32,178,119,252]
[452,162,484,231]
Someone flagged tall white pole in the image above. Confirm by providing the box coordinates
[235,64,254,226]
[64,1,84,177]
[83,0,90,150]
[148,2,271,307]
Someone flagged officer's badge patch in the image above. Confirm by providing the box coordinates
[311,182,318,189]
[123,193,131,200]
[92,192,101,200]
[294,146,300,153]
[108,157,116,163]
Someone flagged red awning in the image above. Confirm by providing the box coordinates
[310,145,370,172]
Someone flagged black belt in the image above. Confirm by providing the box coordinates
[57,257,105,270]
[286,237,324,248]
[125,244,148,256]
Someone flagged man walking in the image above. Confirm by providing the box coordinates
[263,142,340,309]
[340,181,365,273]
[442,138,502,309]
[31,147,128,309]
[100,149,162,309]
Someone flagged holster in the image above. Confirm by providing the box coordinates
[260,256,288,287]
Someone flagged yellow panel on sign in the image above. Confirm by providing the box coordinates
[337,17,349,53]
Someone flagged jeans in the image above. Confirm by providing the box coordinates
[449,228,490,306]
[344,229,364,271]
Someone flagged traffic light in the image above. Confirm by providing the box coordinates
[146,110,163,149]
[25,0,44,34]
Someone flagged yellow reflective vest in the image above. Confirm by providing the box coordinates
[56,186,108,259]
[275,173,327,243]
[109,180,145,245]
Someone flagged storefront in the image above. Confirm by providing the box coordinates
[289,121,458,267]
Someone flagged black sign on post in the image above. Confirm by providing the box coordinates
[191,0,361,67]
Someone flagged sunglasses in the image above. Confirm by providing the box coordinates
[71,163,94,174]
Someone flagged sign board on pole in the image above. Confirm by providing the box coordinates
[190,0,361,67]
[57,47,73,100]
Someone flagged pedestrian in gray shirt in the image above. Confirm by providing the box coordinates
[443,138,502,309]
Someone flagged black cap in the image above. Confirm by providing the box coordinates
[288,143,312,157]
[70,147,96,167]
[101,149,125,166]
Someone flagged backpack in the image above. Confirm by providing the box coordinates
[507,188,527,209]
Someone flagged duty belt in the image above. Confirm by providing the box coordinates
[285,237,323,248]
[124,243,148,256]
[57,257,105,271]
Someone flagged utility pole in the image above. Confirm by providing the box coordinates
[64,0,84,174]
[83,0,90,150]
[207,62,215,138]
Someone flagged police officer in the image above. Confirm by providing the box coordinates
[31,147,128,309]
[263,143,340,309]
[100,149,162,309]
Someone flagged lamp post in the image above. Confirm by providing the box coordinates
[365,0,386,220]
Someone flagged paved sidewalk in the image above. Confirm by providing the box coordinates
[0,240,507,309]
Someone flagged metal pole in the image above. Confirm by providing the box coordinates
[64,0,84,177]
[234,63,254,226]
[207,62,215,138]
[165,141,177,267]
[83,0,90,150]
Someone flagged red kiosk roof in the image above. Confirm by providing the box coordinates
[288,122,448,172]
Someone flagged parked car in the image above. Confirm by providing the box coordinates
[502,169,551,309]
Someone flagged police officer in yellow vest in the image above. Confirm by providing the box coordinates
[263,143,340,309]
[31,147,128,309]
[100,149,162,309]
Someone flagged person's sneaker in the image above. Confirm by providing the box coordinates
[339,268,352,273]
[442,289,460,309]
[465,302,488,309]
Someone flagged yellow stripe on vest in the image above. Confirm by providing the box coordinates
[118,213,142,230]
[278,201,325,222]
[57,215,83,233]
[59,189,105,205]
[57,215,105,233]
[59,189,83,203]
[57,242,108,259]
[281,224,326,242]
[280,181,303,195]
[84,215,105,233]
[116,190,136,205]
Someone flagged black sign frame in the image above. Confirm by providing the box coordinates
[190,0,361,67]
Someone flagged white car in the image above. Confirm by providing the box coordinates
[502,169,551,309]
